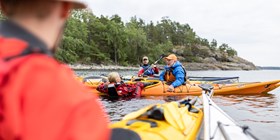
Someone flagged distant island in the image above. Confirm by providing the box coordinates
[258,66,280,70]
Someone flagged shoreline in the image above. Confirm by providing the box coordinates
[68,64,139,71]
[68,62,258,71]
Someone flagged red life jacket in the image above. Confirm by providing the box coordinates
[97,82,144,98]
[0,37,111,140]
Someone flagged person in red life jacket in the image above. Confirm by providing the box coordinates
[0,1,111,140]
[97,72,144,98]
[138,56,159,77]
[159,54,187,92]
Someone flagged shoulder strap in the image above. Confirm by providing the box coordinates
[180,65,187,82]
[3,45,46,62]
[0,46,48,86]
[107,84,119,98]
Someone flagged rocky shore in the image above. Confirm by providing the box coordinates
[185,62,257,70]
[69,62,257,71]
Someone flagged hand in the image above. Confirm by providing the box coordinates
[167,85,174,92]
[151,64,156,68]
[117,91,123,96]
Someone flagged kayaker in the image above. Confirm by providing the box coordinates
[97,72,145,98]
[159,54,187,92]
[138,56,159,77]
[0,1,110,140]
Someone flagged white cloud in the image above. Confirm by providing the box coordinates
[87,0,280,66]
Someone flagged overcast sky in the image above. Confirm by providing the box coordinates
[87,0,280,67]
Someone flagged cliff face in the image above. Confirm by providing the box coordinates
[181,56,257,71]
[185,62,256,70]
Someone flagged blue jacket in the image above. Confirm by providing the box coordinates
[159,61,186,88]
[142,65,154,75]
[139,64,159,76]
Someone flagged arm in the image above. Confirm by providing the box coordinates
[153,66,159,74]
[138,68,144,77]
[97,83,108,93]
[159,70,165,81]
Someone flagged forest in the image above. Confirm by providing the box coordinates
[1,10,238,66]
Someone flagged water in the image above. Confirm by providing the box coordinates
[76,70,280,139]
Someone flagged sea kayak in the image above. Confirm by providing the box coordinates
[78,75,280,96]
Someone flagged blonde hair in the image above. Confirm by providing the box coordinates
[107,72,120,83]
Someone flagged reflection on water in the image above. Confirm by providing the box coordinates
[213,94,278,122]
[213,93,280,139]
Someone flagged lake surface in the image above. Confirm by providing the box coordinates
[76,70,280,139]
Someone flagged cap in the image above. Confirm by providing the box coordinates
[165,54,177,61]
[142,56,148,60]
[58,0,87,9]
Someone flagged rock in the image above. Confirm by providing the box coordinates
[203,57,217,63]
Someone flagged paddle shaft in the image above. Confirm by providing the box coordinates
[141,55,164,76]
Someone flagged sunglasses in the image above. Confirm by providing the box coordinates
[143,59,148,61]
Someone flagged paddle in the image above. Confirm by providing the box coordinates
[188,76,239,81]
[140,54,165,76]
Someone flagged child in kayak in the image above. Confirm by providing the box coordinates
[97,72,145,98]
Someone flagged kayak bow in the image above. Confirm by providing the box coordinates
[201,84,258,140]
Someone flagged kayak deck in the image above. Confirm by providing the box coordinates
[140,80,280,96]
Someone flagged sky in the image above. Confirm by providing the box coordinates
[87,0,280,67]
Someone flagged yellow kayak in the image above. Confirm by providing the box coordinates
[110,97,203,140]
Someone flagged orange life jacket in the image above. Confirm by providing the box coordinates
[164,69,176,83]
[164,65,187,84]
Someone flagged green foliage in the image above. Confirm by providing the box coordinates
[210,39,217,51]
[219,43,237,57]
[54,10,237,65]
[0,11,7,21]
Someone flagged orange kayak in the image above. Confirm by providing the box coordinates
[83,78,280,96]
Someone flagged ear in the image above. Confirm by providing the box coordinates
[0,2,8,16]
[60,2,72,19]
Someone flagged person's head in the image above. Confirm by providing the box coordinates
[0,0,86,49]
[142,56,149,65]
[107,72,121,83]
[164,54,177,67]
